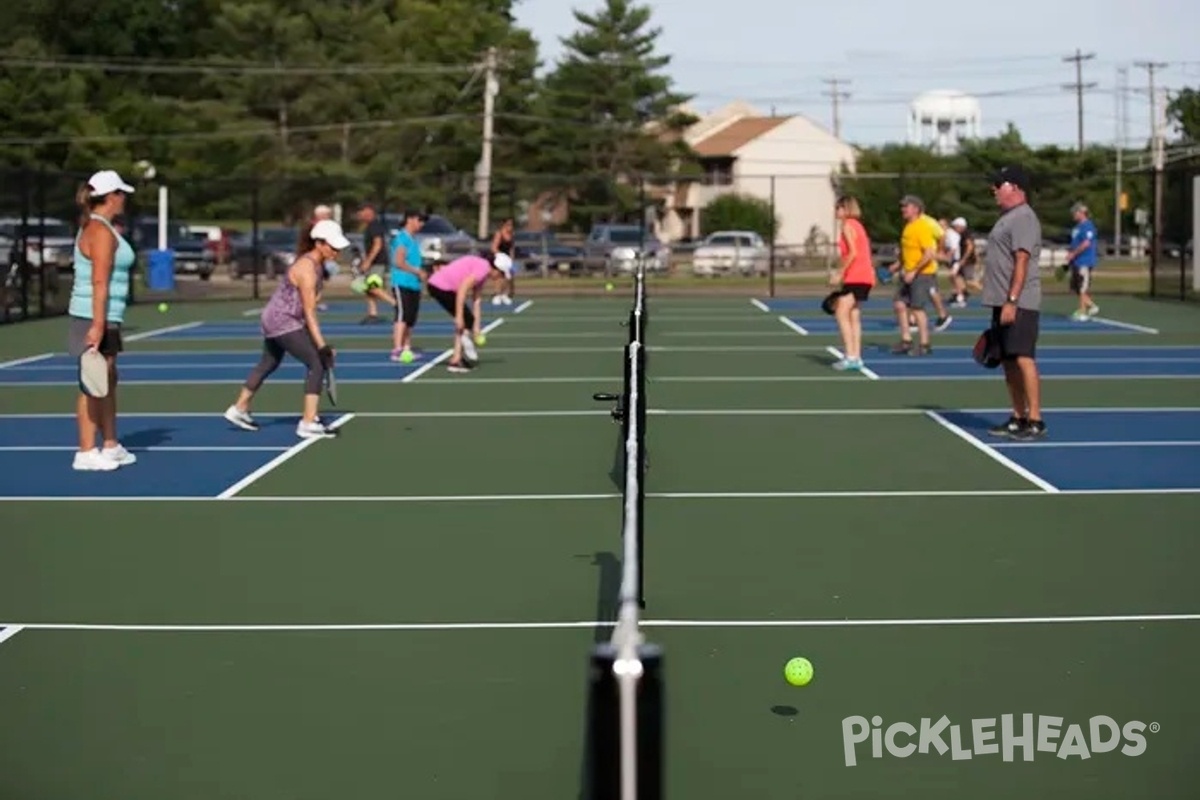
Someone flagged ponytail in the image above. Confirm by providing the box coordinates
[76,183,95,229]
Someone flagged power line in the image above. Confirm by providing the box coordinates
[1062,49,1096,150]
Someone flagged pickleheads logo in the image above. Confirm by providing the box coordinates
[841,715,1159,767]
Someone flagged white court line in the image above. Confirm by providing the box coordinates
[124,321,204,342]
[1091,316,1160,334]
[778,316,808,335]
[3,407,1198,421]
[6,374,1200,387]
[993,440,1200,448]
[215,413,355,498]
[513,300,533,313]
[750,298,770,312]
[0,352,54,369]
[824,346,881,380]
[402,318,506,382]
[2,613,1197,634]
[925,410,1060,493]
[0,446,288,452]
[0,625,24,646]
[5,487,1199,502]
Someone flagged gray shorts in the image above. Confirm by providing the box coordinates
[67,316,123,358]
[894,273,938,311]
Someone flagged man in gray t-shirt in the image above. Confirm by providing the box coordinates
[982,165,1046,441]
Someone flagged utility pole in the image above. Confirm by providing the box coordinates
[1134,60,1168,142]
[821,78,851,139]
[476,46,498,240]
[1062,49,1096,151]
[1114,66,1127,252]
[1136,60,1168,291]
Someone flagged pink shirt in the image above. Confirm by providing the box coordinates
[428,255,492,292]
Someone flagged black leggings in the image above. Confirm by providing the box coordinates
[245,328,324,395]
[429,285,475,330]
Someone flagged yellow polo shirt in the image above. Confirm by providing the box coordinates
[900,215,941,275]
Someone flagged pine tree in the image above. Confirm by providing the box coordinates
[532,0,694,227]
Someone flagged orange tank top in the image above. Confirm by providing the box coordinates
[838,218,874,286]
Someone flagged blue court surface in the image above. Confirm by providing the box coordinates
[0,349,440,384]
[755,297,1158,335]
[145,319,470,341]
[933,408,1200,492]
[305,299,531,316]
[0,413,339,498]
[859,345,1200,380]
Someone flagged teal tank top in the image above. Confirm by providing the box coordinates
[69,214,135,324]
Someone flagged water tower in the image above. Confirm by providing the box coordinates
[908,90,982,155]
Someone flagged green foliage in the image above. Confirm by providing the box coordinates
[700,193,778,239]
[837,128,1151,243]
[1167,88,1200,142]
[529,0,694,227]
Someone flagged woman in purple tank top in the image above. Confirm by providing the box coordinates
[223,219,351,439]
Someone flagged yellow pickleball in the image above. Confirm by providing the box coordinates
[784,657,813,687]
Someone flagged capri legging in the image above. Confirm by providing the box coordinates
[244,328,325,395]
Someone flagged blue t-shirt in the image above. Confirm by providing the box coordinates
[389,229,424,290]
[1070,218,1098,268]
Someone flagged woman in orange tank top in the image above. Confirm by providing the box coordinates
[830,195,875,371]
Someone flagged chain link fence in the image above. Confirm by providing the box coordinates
[3,164,1188,322]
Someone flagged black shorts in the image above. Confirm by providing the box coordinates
[842,283,871,302]
[392,287,422,326]
[990,306,1040,360]
[428,284,475,329]
[67,316,123,358]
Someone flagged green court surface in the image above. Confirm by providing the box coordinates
[2,292,1200,799]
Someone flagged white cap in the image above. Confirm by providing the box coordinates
[493,252,514,277]
[313,204,333,220]
[310,219,350,250]
[951,217,967,228]
[88,170,134,197]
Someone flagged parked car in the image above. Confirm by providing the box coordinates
[691,230,768,276]
[229,227,299,279]
[383,213,477,266]
[581,224,669,274]
[512,230,585,274]
[128,216,216,279]
[0,217,75,273]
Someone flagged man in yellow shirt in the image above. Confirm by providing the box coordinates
[889,195,944,354]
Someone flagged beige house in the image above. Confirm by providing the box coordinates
[658,103,857,249]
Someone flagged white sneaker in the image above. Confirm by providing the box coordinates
[224,405,259,431]
[102,444,137,465]
[491,294,504,307]
[73,448,121,471]
[501,294,513,306]
[460,332,479,362]
[1087,304,1100,317]
[296,419,336,439]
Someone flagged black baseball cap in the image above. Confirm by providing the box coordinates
[990,165,1030,191]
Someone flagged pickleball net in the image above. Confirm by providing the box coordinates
[586,263,664,800]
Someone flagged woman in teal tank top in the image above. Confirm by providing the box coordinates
[67,169,138,472]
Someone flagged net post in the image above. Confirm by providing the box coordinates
[634,337,646,610]
[585,641,666,800]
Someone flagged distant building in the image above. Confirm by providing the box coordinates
[907,90,982,155]
[657,102,857,247]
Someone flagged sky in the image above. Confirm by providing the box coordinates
[513,0,1200,149]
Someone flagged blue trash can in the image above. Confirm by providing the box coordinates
[148,249,175,291]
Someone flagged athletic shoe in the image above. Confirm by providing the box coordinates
[1010,419,1047,441]
[1087,304,1100,317]
[296,419,336,439]
[101,443,137,465]
[446,360,474,374]
[460,332,479,362]
[73,448,121,471]
[832,357,863,371]
[224,405,259,431]
[988,416,1027,438]
[891,340,913,355]
[935,315,953,331]
[908,344,932,356]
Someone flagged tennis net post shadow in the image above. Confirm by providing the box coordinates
[586,266,664,800]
